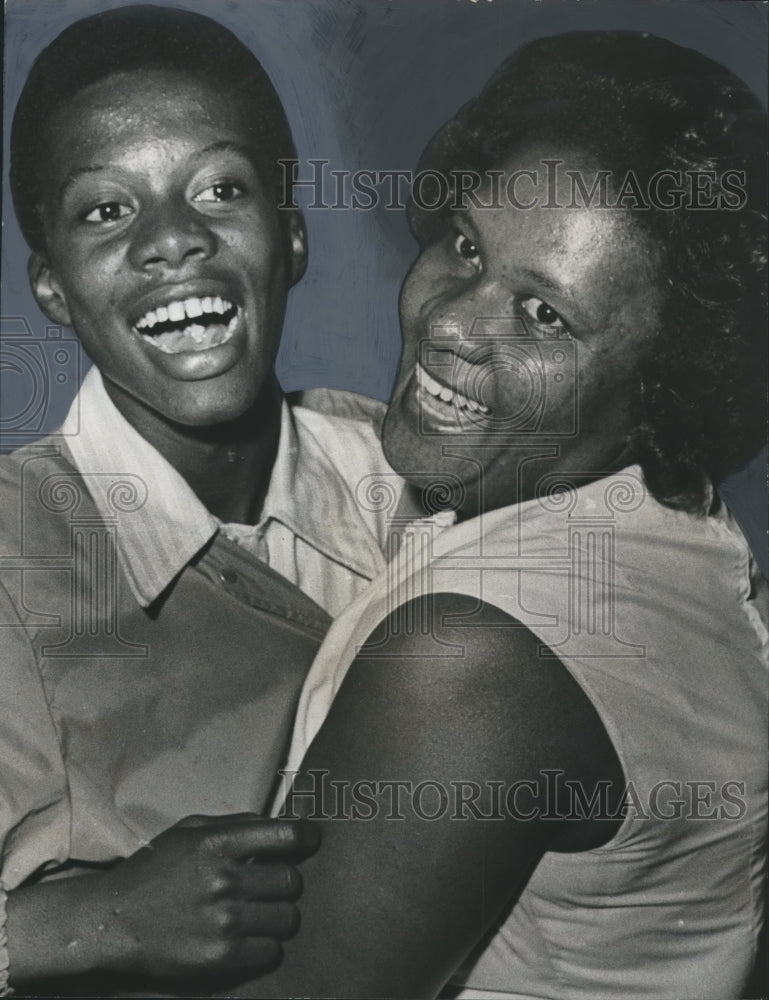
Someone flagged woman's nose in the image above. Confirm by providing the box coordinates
[425,281,514,343]
[128,200,217,272]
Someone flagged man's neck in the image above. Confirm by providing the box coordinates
[103,377,283,525]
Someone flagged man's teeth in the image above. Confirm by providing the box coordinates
[134,296,239,354]
[416,363,489,414]
[135,295,233,331]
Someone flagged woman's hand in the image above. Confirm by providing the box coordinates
[6,814,319,988]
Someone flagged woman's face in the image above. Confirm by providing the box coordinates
[382,141,666,517]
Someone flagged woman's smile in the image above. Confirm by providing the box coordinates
[383,141,664,513]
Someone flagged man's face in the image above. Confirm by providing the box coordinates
[31,69,305,428]
[383,142,664,516]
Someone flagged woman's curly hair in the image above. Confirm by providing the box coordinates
[408,32,767,513]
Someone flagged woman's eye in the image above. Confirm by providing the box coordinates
[194,181,243,203]
[520,297,567,332]
[84,202,133,224]
[452,230,481,266]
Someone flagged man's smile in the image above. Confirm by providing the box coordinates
[133,294,240,354]
[35,68,302,426]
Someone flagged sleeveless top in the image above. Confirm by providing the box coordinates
[277,468,768,999]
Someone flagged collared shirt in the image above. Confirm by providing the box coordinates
[0,368,401,890]
[62,367,398,615]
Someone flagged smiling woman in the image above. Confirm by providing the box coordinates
[231,31,769,1000]
[404,31,767,515]
[383,146,665,517]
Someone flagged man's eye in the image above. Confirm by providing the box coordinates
[520,297,567,332]
[194,181,243,203]
[84,202,133,223]
[452,229,481,266]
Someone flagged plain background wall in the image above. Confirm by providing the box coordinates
[2,0,767,566]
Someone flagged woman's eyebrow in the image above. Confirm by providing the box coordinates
[452,207,480,237]
[518,267,561,294]
[516,267,592,331]
[453,210,594,330]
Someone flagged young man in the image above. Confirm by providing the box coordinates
[0,6,398,993]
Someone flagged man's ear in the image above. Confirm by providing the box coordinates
[285,210,308,286]
[28,253,72,326]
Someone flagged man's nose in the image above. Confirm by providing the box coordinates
[128,200,216,272]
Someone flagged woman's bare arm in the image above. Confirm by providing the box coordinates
[230,593,624,998]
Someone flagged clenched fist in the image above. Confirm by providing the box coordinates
[99,814,320,978]
[6,813,320,989]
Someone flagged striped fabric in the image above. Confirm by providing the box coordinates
[61,367,398,615]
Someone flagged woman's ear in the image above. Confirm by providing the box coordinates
[285,210,308,286]
[28,253,72,326]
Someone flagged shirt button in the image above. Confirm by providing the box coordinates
[219,567,238,586]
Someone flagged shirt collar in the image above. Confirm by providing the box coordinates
[62,368,392,606]
[61,367,219,607]
[257,401,391,580]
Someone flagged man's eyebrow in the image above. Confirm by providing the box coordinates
[58,165,108,203]
[190,140,255,161]
[56,142,256,202]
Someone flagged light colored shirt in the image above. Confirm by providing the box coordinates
[0,369,400,889]
[280,467,768,999]
[62,367,397,616]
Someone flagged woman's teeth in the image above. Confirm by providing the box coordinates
[416,362,489,414]
[134,296,239,354]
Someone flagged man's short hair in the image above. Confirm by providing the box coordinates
[11,3,298,253]
[408,32,768,511]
